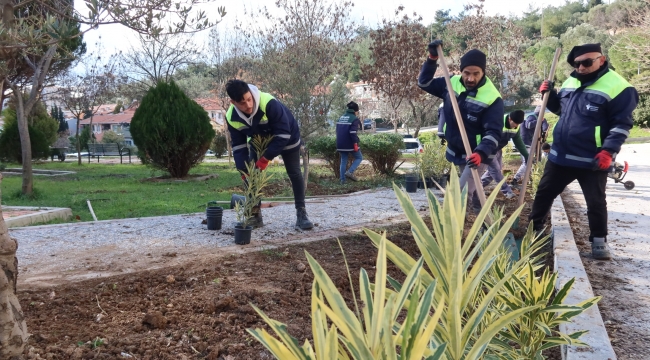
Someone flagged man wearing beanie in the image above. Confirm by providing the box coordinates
[512,105,549,186]
[481,110,528,199]
[531,43,638,260]
[336,101,363,184]
[418,40,503,213]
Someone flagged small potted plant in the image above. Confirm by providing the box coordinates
[419,141,450,188]
[233,136,273,245]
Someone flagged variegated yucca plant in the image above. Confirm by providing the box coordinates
[234,135,274,227]
[248,166,598,359]
[248,234,448,359]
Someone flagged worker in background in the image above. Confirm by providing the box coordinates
[336,101,363,184]
[512,105,549,186]
[481,110,528,199]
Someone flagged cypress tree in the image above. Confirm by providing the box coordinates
[131,80,215,178]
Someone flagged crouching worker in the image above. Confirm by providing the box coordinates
[481,110,528,199]
[225,79,314,230]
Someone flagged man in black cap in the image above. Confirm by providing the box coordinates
[336,101,363,184]
[418,40,503,213]
[531,43,638,260]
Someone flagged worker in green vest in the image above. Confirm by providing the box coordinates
[418,41,504,214]
[225,80,313,231]
[530,43,638,260]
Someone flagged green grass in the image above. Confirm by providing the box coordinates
[0,161,290,222]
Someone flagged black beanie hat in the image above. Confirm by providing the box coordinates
[567,43,602,67]
[460,49,487,72]
[347,101,359,112]
[509,110,525,124]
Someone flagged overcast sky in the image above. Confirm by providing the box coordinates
[81,0,570,57]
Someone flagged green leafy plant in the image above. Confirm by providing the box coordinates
[248,234,447,359]
[419,141,449,179]
[210,131,229,158]
[309,135,340,177]
[235,135,273,227]
[530,156,548,198]
[130,80,215,178]
[358,133,404,175]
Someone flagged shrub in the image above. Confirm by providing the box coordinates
[417,131,435,144]
[0,116,51,163]
[418,141,449,179]
[130,81,215,178]
[210,131,228,158]
[633,93,650,127]
[101,130,125,144]
[309,135,341,177]
[359,133,404,175]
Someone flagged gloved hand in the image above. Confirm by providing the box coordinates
[593,150,613,170]
[353,143,359,152]
[439,137,447,146]
[256,156,270,171]
[240,172,248,182]
[466,152,485,169]
[539,80,554,95]
[427,40,443,59]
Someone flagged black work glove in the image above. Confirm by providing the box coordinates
[439,136,447,146]
[427,40,443,58]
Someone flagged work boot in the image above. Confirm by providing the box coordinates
[249,206,264,229]
[295,207,314,230]
[505,191,516,200]
[345,171,359,182]
[509,179,519,190]
[591,237,611,260]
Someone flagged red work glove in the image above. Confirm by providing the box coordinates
[241,174,247,182]
[466,152,484,169]
[256,156,270,171]
[539,80,554,95]
[593,150,613,170]
[353,143,359,152]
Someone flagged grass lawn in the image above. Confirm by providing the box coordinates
[0,161,275,222]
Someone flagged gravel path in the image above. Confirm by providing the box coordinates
[10,187,435,286]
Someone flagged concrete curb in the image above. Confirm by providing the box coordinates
[4,206,72,228]
[552,196,616,360]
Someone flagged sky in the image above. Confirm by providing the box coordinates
[80,0,571,57]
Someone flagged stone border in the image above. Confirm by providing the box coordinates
[4,206,72,228]
[552,196,616,360]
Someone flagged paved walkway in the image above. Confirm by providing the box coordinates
[562,143,650,358]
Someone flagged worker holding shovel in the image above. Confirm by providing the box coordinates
[225,79,314,231]
[529,43,638,260]
[418,40,503,214]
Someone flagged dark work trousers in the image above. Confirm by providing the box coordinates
[529,160,608,242]
[251,147,306,209]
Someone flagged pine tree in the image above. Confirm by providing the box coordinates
[130,81,215,178]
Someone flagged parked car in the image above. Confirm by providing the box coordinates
[363,119,373,130]
[400,138,424,154]
[402,134,414,138]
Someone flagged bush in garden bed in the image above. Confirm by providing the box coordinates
[358,133,404,175]
[248,167,599,359]
[309,135,344,178]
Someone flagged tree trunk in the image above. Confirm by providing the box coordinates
[0,175,29,357]
[409,100,422,138]
[301,146,310,192]
[76,121,82,166]
[14,90,34,196]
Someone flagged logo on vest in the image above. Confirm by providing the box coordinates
[585,104,599,112]
[467,114,478,122]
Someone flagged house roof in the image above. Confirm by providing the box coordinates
[79,108,136,125]
[194,98,225,111]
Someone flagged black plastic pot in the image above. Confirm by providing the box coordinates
[234,225,253,245]
[433,175,447,189]
[206,203,223,230]
[230,194,246,209]
[405,179,418,193]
